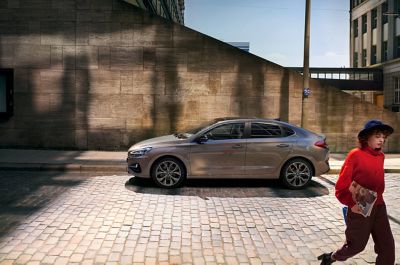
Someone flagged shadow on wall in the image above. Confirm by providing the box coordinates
[0,0,310,150]
[125,20,183,145]
[12,54,91,150]
[232,54,264,118]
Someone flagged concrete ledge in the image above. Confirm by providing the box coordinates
[0,163,126,173]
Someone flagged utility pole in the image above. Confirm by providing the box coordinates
[301,0,311,128]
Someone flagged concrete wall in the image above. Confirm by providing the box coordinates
[0,0,399,152]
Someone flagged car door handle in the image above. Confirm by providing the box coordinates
[232,144,243,149]
[276,144,289,148]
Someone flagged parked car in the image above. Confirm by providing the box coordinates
[127,117,330,189]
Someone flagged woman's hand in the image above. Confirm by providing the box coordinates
[351,204,362,214]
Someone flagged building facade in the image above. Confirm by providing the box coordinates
[123,0,184,24]
[350,0,400,111]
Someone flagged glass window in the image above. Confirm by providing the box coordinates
[354,20,358,37]
[353,52,358,67]
[372,9,377,29]
[0,76,6,113]
[251,123,282,138]
[382,2,388,24]
[396,36,400,58]
[395,77,400,104]
[0,69,13,121]
[371,46,377,64]
[206,123,245,140]
[397,0,400,15]
[362,14,367,34]
[383,41,388,61]
[282,127,295,137]
[362,49,367,66]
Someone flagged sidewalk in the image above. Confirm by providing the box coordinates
[0,149,127,173]
[0,148,399,173]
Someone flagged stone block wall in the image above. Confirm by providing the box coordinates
[0,0,399,152]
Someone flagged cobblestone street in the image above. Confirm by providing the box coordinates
[0,171,399,264]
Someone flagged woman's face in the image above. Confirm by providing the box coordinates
[367,132,387,150]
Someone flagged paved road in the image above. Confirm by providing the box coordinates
[0,171,399,264]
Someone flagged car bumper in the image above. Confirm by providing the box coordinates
[315,160,330,176]
[126,157,151,178]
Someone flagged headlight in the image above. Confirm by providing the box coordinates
[128,147,152,158]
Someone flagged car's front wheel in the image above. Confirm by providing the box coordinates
[151,157,186,188]
[280,158,313,189]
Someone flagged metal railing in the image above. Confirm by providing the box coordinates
[289,67,383,91]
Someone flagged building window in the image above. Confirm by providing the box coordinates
[352,0,367,8]
[372,8,377,29]
[354,20,359,37]
[383,41,388,61]
[353,52,358,67]
[395,77,400,104]
[397,0,400,15]
[362,49,367,66]
[382,2,388,24]
[362,14,367,34]
[397,36,400,58]
[0,69,13,121]
[371,45,377,64]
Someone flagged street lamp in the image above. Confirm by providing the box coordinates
[301,0,311,128]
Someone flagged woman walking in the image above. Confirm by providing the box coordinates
[318,120,395,265]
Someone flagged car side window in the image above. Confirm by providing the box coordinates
[206,123,245,140]
[282,126,295,136]
[251,123,282,138]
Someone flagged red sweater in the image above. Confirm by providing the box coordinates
[335,146,385,208]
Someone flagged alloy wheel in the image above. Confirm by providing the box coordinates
[154,160,183,187]
[284,160,312,188]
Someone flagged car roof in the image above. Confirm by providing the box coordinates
[213,117,283,123]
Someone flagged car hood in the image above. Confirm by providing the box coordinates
[129,135,188,150]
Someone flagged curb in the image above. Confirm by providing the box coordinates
[0,163,127,173]
[1,163,399,174]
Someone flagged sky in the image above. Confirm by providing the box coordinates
[184,0,349,67]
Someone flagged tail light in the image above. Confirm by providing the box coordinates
[315,140,328,149]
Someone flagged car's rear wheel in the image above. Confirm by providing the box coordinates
[280,158,313,189]
[151,157,186,188]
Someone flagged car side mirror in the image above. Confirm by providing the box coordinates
[196,135,209,144]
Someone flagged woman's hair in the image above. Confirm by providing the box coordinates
[358,128,392,147]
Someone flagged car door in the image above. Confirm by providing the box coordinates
[189,122,246,177]
[245,122,295,177]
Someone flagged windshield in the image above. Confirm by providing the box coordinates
[173,118,237,138]
[183,119,219,135]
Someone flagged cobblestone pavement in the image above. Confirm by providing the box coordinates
[0,171,399,265]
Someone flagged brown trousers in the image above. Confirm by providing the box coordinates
[332,204,395,264]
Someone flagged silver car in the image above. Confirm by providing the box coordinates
[127,118,330,189]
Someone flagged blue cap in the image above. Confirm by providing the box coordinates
[358,119,394,138]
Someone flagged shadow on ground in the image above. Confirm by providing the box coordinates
[0,171,85,239]
[125,177,329,199]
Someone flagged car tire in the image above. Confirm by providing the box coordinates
[151,157,186,189]
[280,158,313,189]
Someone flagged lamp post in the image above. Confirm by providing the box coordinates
[301,0,311,128]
